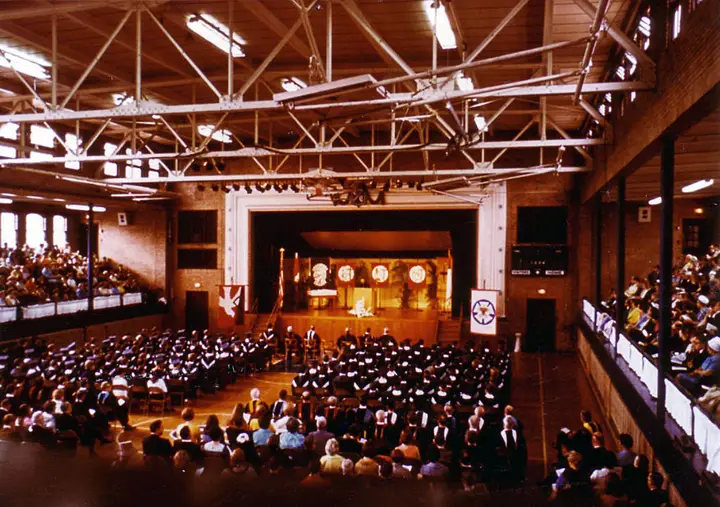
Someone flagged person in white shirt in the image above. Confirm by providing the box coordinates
[147,372,168,393]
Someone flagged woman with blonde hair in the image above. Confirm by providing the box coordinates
[319,438,344,473]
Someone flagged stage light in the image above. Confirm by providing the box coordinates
[264,183,273,192]
[216,160,226,172]
[395,179,403,188]
[273,183,282,192]
[211,184,220,192]
[232,183,240,192]
[255,183,265,193]
[223,186,231,194]
[383,181,390,192]
[682,179,714,193]
[281,183,289,191]
[290,184,300,193]
[369,181,377,189]
[244,184,252,194]
[416,181,423,190]
[191,163,201,172]
[407,180,415,188]
[197,184,205,192]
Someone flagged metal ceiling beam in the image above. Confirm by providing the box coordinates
[102,165,591,185]
[0,138,605,167]
[0,1,135,22]
[0,80,651,124]
[241,0,313,59]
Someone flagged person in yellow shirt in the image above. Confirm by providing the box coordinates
[625,299,642,330]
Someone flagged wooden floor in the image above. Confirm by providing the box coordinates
[105,352,609,479]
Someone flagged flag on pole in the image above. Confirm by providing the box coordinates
[278,248,285,308]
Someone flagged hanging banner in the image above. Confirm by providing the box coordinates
[371,263,390,287]
[311,258,331,290]
[218,285,244,328]
[470,289,498,336]
[407,264,427,289]
[336,264,355,287]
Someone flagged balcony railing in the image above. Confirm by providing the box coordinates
[0,292,144,323]
[582,299,720,476]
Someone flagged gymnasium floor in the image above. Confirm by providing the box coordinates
[104,352,610,480]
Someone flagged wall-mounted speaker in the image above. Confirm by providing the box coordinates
[117,212,128,226]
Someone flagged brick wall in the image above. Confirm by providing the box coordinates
[98,206,168,291]
[582,0,720,202]
[504,173,578,351]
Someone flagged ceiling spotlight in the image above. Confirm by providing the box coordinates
[244,184,252,194]
[281,183,289,191]
[369,181,377,189]
[211,184,220,192]
[255,183,265,193]
[191,163,201,172]
[383,181,390,192]
[232,183,240,191]
[223,186,231,194]
[197,184,205,192]
[205,161,213,172]
[273,183,282,192]
[407,180,415,188]
[216,160,226,172]
[290,184,299,193]
[264,183,272,192]
[395,179,403,188]
[416,181,423,190]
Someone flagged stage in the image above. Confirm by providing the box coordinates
[276,308,443,345]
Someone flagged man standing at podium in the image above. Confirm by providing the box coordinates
[378,327,397,347]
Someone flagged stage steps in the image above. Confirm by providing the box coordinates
[249,313,273,338]
[437,318,462,344]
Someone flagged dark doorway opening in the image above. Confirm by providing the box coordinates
[185,291,209,333]
[525,298,556,352]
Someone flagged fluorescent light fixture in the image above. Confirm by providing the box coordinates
[0,88,15,95]
[682,179,714,193]
[65,204,106,212]
[26,195,44,200]
[1,193,16,197]
[52,198,66,202]
[0,44,50,80]
[0,198,12,204]
[0,122,19,140]
[281,77,307,93]
[455,72,473,91]
[474,115,488,132]
[197,124,232,143]
[423,1,456,50]
[187,13,245,57]
[648,196,662,206]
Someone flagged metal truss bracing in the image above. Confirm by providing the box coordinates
[0,0,656,196]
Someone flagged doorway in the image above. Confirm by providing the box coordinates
[185,291,209,333]
[525,299,556,352]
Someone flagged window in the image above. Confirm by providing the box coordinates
[178,248,218,269]
[178,211,218,244]
[30,124,55,148]
[0,44,50,80]
[52,215,68,248]
[25,213,46,250]
[633,10,651,51]
[0,145,16,158]
[186,13,245,57]
[148,158,161,178]
[0,212,18,248]
[30,151,53,161]
[64,133,82,170]
[672,4,682,39]
[125,147,142,178]
[103,142,118,176]
[0,122,19,140]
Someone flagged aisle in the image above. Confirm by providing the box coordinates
[510,352,611,481]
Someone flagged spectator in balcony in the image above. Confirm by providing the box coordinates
[677,336,720,395]
[643,472,669,507]
[616,433,636,469]
[624,276,641,298]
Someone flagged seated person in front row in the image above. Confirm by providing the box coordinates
[677,336,720,395]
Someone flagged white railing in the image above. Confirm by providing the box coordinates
[583,298,720,475]
[94,295,122,309]
[22,302,57,320]
[12,292,144,321]
[0,306,17,323]
[56,299,88,315]
[123,293,142,305]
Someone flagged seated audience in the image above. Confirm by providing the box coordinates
[320,438,344,474]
